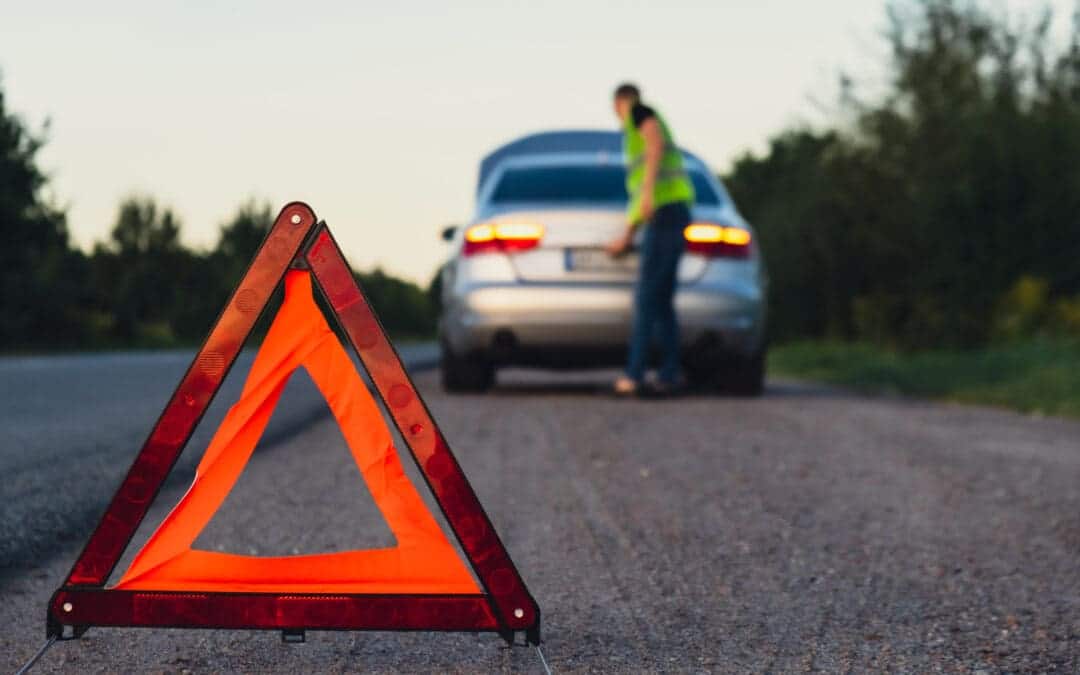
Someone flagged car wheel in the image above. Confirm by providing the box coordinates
[724,349,766,397]
[684,364,720,392]
[440,345,495,393]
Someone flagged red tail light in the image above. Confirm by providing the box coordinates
[684,223,752,259]
[463,222,544,256]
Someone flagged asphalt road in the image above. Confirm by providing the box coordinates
[3,356,1080,673]
[0,345,437,578]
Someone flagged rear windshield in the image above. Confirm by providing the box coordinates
[489,165,722,206]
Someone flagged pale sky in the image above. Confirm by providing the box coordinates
[2,0,1074,284]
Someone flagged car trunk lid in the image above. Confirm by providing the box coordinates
[489,209,707,283]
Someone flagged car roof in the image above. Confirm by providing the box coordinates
[478,129,710,195]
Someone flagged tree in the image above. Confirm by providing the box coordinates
[214,199,274,286]
[355,267,436,339]
[0,77,86,349]
[724,0,1080,348]
[90,196,194,343]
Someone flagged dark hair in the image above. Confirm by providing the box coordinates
[613,82,640,101]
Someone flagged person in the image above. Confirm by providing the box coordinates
[606,82,695,397]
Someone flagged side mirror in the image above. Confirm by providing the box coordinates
[441,225,458,242]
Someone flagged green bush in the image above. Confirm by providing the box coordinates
[990,276,1080,341]
[993,276,1051,341]
[1051,296,1080,337]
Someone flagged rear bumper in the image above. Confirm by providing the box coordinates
[441,280,765,366]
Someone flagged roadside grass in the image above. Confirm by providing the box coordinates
[769,338,1080,418]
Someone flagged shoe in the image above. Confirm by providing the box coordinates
[613,376,638,397]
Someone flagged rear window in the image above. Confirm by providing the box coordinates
[490,166,627,204]
[689,172,721,206]
[489,165,722,206]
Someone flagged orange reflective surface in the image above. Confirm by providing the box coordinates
[115,271,478,594]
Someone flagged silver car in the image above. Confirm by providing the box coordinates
[437,130,767,394]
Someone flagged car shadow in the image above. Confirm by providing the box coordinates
[489,381,612,397]
[483,374,850,400]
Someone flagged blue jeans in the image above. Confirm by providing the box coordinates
[626,202,689,384]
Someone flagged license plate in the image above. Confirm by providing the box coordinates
[566,248,639,273]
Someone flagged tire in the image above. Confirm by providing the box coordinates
[685,364,721,392]
[725,349,766,397]
[440,344,495,393]
[685,349,766,396]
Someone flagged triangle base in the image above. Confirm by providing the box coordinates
[50,587,501,630]
[48,588,537,641]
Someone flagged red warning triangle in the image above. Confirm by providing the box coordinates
[48,203,540,644]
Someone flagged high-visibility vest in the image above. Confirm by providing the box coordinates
[623,105,695,225]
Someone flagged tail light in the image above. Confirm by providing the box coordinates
[463,222,544,256]
[684,223,752,259]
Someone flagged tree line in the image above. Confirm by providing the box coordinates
[1,87,435,352]
[724,0,1080,349]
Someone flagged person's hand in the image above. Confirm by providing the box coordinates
[639,191,655,222]
[606,229,633,258]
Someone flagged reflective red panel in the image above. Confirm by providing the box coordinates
[67,203,316,586]
[51,590,498,631]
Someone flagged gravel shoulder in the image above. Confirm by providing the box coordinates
[3,368,1079,672]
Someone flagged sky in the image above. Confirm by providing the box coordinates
[2,0,1075,284]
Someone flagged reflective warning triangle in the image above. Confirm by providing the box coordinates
[48,203,540,644]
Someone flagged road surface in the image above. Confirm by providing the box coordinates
[0,346,437,578]
[2,355,1079,672]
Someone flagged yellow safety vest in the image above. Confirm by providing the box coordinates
[623,105,695,225]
